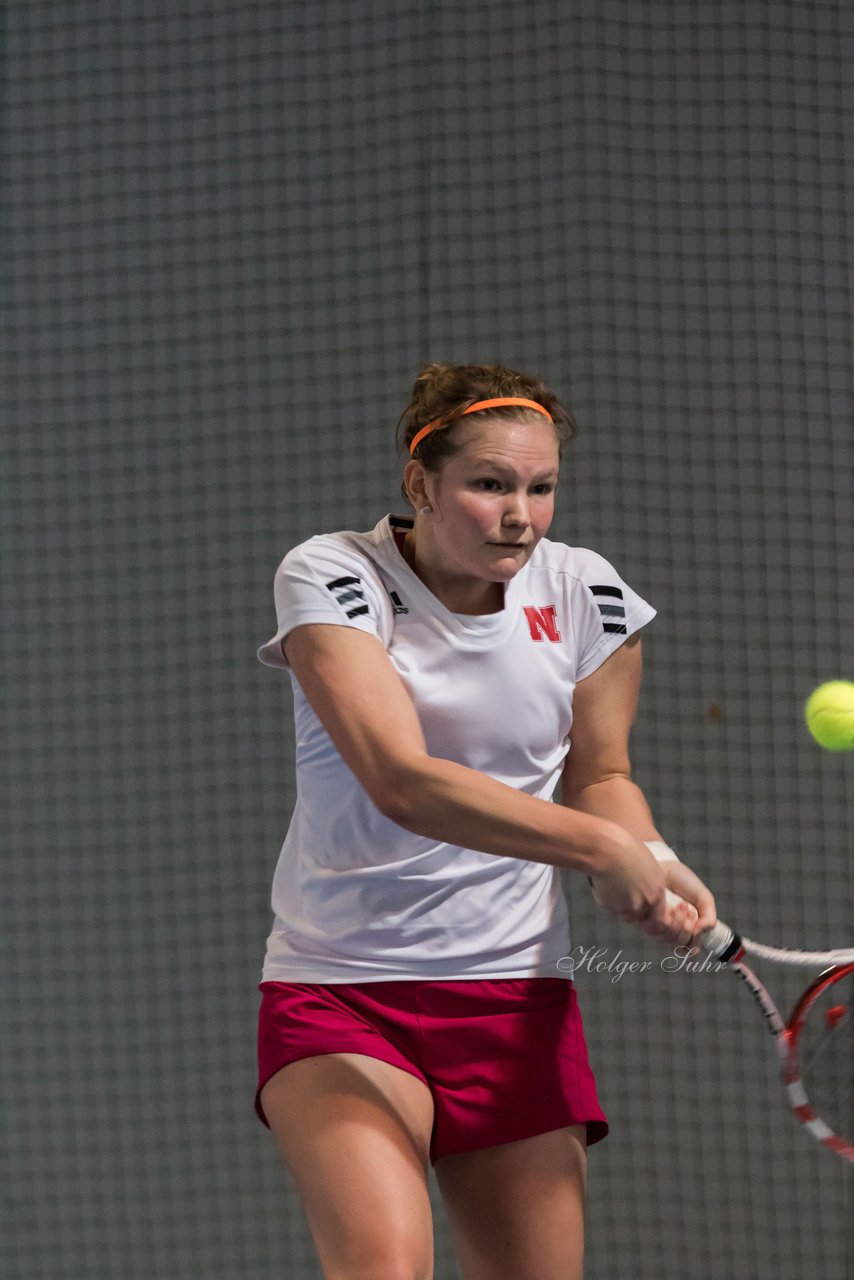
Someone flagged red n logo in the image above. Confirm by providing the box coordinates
[523,605,562,642]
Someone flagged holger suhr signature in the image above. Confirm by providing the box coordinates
[556,945,726,982]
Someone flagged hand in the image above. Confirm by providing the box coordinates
[638,865,718,951]
[660,862,718,952]
[640,887,701,949]
[587,833,667,928]
[588,838,717,951]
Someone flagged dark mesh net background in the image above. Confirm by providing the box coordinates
[4,3,852,1277]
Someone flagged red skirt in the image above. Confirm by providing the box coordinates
[256,976,608,1165]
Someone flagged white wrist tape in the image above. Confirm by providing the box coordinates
[644,840,680,863]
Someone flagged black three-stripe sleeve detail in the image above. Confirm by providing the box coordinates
[590,584,627,634]
[325,574,370,620]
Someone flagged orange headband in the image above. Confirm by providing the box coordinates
[408,397,554,456]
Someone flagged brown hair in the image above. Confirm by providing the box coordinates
[396,363,577,506]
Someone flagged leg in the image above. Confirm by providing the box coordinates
[434,1124,588,1280]
[260,1052,436,1280]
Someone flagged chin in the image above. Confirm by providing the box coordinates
[490,557,528,579]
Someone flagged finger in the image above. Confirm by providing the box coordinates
[694,894,717,934]
[662,895,697,925]
[641,917,687,945]
[664,888,703,933]
[648,900,698,946]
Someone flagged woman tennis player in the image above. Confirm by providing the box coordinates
[254,363,717,1280]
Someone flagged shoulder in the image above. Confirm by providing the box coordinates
[276,526,384,584]
[529,538,656,649]
[527,538,625,589]
[279,528,369,566]
[270,525,391,621]
[258,523,395,669]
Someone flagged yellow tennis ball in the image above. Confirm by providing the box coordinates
[804,681,854,751]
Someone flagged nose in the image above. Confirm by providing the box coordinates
[501,492,530,530]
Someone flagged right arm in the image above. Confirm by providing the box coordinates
[283,623,669,928]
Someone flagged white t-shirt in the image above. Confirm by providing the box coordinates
[256,513,656,983]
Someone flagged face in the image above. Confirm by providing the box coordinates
[407,417,560,585]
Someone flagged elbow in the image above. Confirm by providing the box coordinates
[371,759,428,829]
[564,765,632,794]
[376,788,421,831]
[379,792,414,828]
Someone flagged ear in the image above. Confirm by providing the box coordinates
[403,458,427,507]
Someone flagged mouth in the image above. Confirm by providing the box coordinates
[489,542,527,549]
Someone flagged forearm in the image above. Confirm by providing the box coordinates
[561,774,663,844]
[388,756,640,875]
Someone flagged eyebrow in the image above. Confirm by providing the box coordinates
[469,460,559,480]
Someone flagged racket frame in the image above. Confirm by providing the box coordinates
[720,950,854,1164]
[782,961,854,1162]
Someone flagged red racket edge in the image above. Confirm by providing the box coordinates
[783,962,854,1164]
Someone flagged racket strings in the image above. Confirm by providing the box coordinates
[795,974,853,1144]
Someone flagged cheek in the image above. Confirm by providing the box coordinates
[537,496,556,527]
[452,491,493,525]
[533,489,556,519]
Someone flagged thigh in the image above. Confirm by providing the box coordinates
[434,1124,588,1280]
[260,1052,436,1280]
[420,978,608,1164]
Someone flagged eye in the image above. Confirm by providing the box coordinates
[472,478,555,494]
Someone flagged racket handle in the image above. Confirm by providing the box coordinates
[663,889,741,961]
[700,919,741,960]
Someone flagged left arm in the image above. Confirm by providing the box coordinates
[560,633,661,837]
[560,633,717,940]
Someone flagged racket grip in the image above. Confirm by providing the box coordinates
[663,889,739,960]
[699,919,739,959]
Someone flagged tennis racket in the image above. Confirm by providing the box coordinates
[666,891,854,1165]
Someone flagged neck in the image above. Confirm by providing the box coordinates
[399,527,504,615]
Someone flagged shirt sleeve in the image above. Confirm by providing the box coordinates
[570,548,657,681]
[256,535,386,670]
